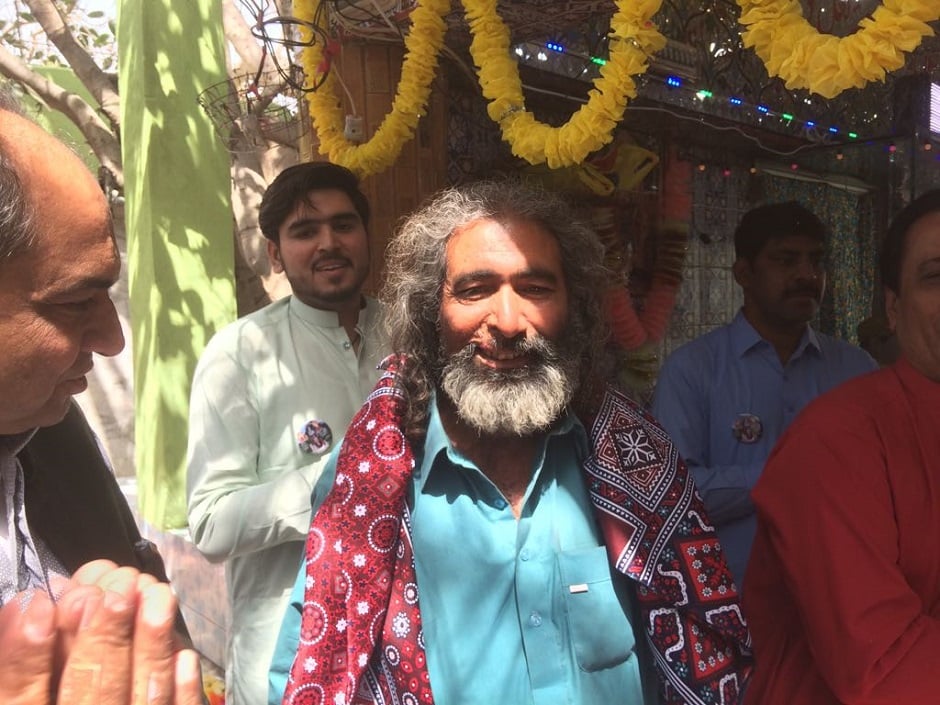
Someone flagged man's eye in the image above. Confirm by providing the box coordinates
[60,298,95,312]
[455,286,487,300]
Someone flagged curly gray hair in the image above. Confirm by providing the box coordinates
[381,178,612,438]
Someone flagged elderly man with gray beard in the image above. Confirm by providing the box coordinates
[268,180,752,705]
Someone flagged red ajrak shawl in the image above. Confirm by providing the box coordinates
[283,356,752,705]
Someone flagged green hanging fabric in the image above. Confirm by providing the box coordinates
[117,0,236,528]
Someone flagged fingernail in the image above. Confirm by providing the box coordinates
[22,593,55,643]
[80,594,104,630]
[65,593,89,622]
[141,586,172,627]
[176,649,200,684]
[103,588,130,614]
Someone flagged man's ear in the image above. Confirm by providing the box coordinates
[732,258,750,289]
[267,239,284,274]
[884,286,899,332]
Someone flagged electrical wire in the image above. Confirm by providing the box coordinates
[518,81,821,158]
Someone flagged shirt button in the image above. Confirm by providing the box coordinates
[520,549,530,562]
[494,497,507,510]
[529,611,542,627]
[343,341,352,350]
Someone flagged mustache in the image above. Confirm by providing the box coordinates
[312,251,351,267]
[463,333,560,361]
[784,286,821,298]
[440,334,577,436]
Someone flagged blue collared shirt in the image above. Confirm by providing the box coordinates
[650,311,877,587]
[269,398,649,705]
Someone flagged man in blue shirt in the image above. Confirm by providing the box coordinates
[270,180,751,705]
[651,202,877,588]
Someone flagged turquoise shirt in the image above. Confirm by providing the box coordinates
[269,399,649,705]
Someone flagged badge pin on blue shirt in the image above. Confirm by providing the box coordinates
[732,413,762,443]
[297,419,333,454]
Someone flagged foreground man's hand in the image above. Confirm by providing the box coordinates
[0,560,203,705]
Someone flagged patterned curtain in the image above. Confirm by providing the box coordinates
[760,177,875,343]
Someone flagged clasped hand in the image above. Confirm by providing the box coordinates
[0,560,203,705]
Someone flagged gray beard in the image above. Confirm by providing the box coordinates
[439,337,579,437]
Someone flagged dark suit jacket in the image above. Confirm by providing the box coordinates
[18,401,193,645]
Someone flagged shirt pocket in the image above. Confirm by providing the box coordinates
[558,545,636,672]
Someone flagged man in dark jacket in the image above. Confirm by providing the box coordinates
[0,88,200,702]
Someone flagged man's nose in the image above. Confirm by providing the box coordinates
[796,258,822,280]
[317,226,340,252]
[487,287,527,339]
[84,294,125,357]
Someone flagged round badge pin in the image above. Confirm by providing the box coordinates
[731,413,763,444]
[297,419,333,454]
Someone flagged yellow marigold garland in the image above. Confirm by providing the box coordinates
[737,0,938,99]
[295,0,450,177]
[298,0,938,175]
[461,0,666,168]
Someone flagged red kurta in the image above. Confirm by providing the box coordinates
[744,358,940,704]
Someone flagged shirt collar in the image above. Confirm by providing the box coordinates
[0,429,37,457]
[730,309,821,359]
[415,392,587,495]
[288,294,370,329]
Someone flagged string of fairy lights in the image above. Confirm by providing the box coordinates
[515,37,940,171]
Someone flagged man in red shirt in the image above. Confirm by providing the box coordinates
[744,189,940,704]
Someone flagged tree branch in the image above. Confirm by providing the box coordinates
[0,43,123,188]
[22,0,121,129]
[222,0,265,77]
